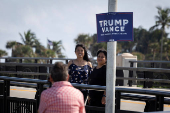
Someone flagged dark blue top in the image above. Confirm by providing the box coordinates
[68,61,92,84]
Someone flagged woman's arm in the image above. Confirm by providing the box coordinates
[101,66,106,104]
[67,60,73,68]
[101,91,106,104]
[87,62,92,68]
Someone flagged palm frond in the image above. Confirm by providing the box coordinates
[149,25,159,31]
[19,33,25,44]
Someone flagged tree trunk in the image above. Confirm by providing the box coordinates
[153,51,155,61]
[160,27,165,68]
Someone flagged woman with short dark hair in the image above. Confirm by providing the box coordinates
[88,49,107,109]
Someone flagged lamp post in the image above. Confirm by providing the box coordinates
[106,0,117,113]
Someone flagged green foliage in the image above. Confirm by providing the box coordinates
[41,49,56,58]
[12,45,34,57]
[74,34,92,49]
[3,6,170,61]
[131,52,145,60]
[6,41,20,49]
[0,49,8,57]
[74,33,107,57]
[149,6,170,61]
[90,42,107,57]
[52,40,66,58]
[5,30,66,59]
[73,24,170,59]
[19,30,36,46]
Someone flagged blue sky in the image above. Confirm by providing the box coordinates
[0,0,170,58]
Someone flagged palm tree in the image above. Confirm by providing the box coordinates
[0,49,8,57]
[163,39,170,61]
[6,30,66,59]
[74,34,92,49]
[41,49,56,58]
[133,27,150,54]
[6,41,23,57]
[6,30,37,57]
[19,30,37,47]
[148,42,160,60]
[33,39,46,57]
[6,30,41,58]
[12,45,34,57]
[150,6,170,62]
[0,49,8,62]
[6,41,23,49]
[52,40,65,58]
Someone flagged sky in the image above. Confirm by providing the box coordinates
[0,0,170,59]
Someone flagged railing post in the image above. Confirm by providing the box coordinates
[49,59,52,75]
[39,66,47,80]
[128,62,133,86]
[115,91,121,113]
[155,95,164,111]
[3,80,10,113]
[5,58,8,73]
[35,59,38,63]
[0,64,3,95]
[66,60,69,64]
[19,59,22,63]
[16,59,23,78]
[36,83,44,109]
[151,63,154,68]
[130,62,134,67]
[35,66,47,106]
[143,71,146,88]
[5,58,8,63]
[35,59,38,79]
[50,59,52,64]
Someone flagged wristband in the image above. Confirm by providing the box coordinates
[103,95,106,97]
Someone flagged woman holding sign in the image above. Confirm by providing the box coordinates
[88,49,107,108]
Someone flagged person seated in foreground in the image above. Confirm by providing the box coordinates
[38,62,85,113]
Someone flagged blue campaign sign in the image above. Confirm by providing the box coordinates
[96,12,133,43]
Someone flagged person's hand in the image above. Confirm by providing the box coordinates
[101,97,106,104]
[88,96,91,104]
